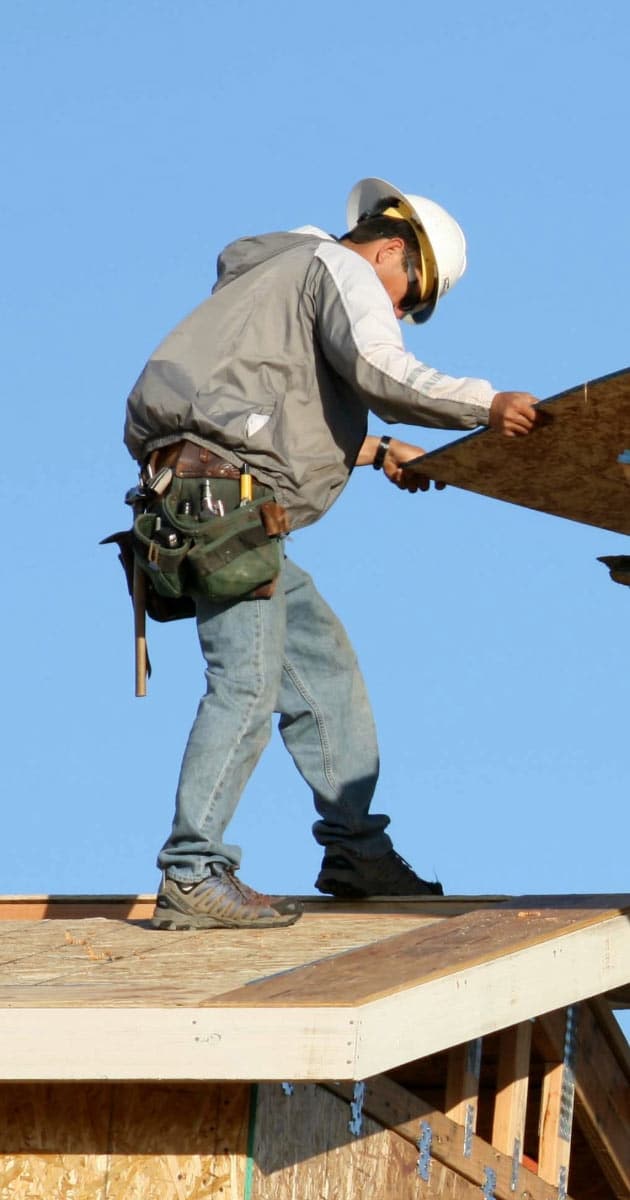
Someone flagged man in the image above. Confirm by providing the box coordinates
[125,177,538,930]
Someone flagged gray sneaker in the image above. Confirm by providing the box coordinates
[153,863,303,929]
[314,848,444,898]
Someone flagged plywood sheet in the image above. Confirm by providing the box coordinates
[213,895,630,1008]
[0,1082,249,1200]
[405,367,630,533]
[0,1083,110,1199]
[106,1082,249,1200]
[326,1076,573,1200]
[0,911,441,1009]
[251,1083,481,1199]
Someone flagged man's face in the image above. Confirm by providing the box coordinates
[373,239,422,320]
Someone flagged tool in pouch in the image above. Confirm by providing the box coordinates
[103,459,289,697]
[133,465,287,605]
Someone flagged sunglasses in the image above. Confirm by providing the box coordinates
[399,252,426,317]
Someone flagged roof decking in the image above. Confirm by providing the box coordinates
[405,366,630,533]
[0,893,628,1081]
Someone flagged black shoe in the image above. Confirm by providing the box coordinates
[314,848,444,898]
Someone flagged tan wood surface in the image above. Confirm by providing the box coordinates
[538,1058,571,1189]
[0,897,627,1084]
[536,1002,630,1197]
[0,910,437,1009]
[0,893,509,920]
[0,1081,250,1199]
[404,367,630,533]
[212,895,630,1008]
[491,1020,532,1162]
[0,895,625,1014]
[444,1039,482,1133]
[252,1083,485,1200]
[326,1074,575,1200]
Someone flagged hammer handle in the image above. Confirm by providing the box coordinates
[133,560,147,698]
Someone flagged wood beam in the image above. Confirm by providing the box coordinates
[491,1020,532,1166]
[538,1057,572,1190]
[253,1083,488,1200]
[445,1038,482,1144]
[325,1072,576,1200]
[535,1001,630,1197]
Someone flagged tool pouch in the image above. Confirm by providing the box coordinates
[134,479,285,604]
[183,499,283,601]
[100,530,196,623]
[132,512,192,599]
[104,478,286,620]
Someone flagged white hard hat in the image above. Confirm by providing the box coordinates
[346,177,467,323]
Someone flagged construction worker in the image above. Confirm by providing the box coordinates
[124,177,538,930]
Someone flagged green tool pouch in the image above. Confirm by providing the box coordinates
[132,512,193,599]
[100,529,196,623]
[129,478,285,604]
[185,499,283,602]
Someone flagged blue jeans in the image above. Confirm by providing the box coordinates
[158,557,392,882]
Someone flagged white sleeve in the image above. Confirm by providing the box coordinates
[313,240,496,429]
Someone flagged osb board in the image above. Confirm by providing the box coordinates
[251,1083,483,1199]
[213,895,630,1007]
[0,910,441,1009]
[326,1076,574,1200]
[405,367,630,534]
[0,1081,249,1199]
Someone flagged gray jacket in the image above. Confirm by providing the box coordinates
[124,229,496,530]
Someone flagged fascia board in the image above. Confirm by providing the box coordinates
[354,911,630,1079]
[0,913,628,1082]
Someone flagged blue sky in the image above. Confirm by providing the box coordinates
[2,2,629,1033]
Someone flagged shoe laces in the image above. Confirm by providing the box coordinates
[222,865,274,906]
[390,850,416,873]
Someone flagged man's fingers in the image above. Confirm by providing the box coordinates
[395,469,444,493]
[489,390,540,437]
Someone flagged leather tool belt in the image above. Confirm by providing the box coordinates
[145,439,247,482]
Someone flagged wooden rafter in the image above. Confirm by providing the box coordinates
[445,1038,482,1139]
[535,1002,630,1197]
[326,1074,575,1200]
[491,1020,532,1164]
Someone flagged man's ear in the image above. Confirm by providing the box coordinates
[374,236,404,264]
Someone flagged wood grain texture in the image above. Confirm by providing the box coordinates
[0,1082,250,1200]
[536,1002,630,1198]
[251,1083,483,1199]
[0,897,627,1083]
[213,896,630,1008]
[326,1075,575,1200]
[491,1021,532,1162]
[0,910,437,1008]
[405,367,630,533]
[538,1059,571,1189]
[444,1039,482,1132]
[0,894,510,920]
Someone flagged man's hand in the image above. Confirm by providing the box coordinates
[489,391,540,437]
[383,438,445,493]
[356,435,444,491]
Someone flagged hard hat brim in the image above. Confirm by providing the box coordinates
[346,177,439,321]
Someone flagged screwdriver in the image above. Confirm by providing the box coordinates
[239,464,253,506]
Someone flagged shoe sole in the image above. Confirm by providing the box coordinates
[315,880,444,899]
[152,907,302,931]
